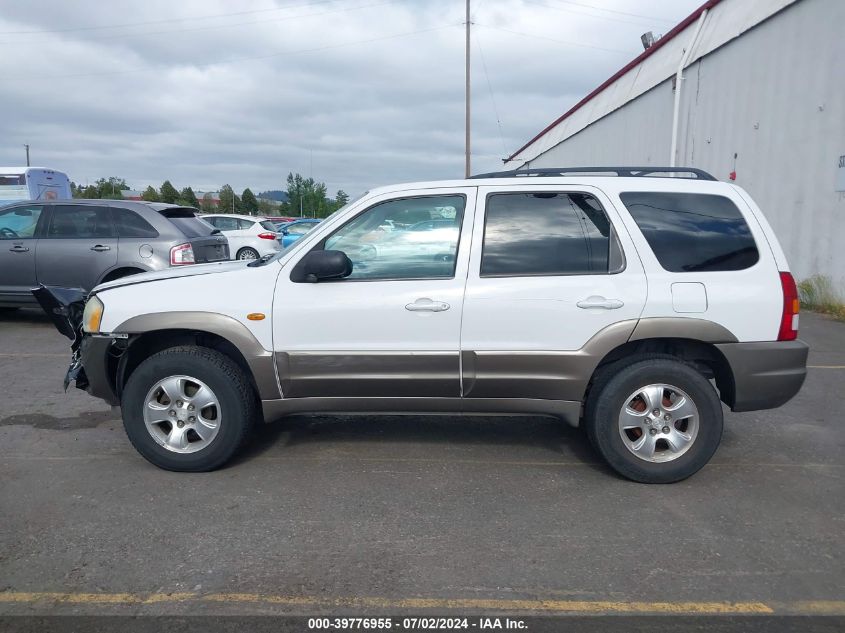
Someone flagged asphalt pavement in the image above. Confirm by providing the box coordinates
[0,308,843,617]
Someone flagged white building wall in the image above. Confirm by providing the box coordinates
[522,0,845,294]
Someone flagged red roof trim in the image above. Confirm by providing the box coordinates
[506,0,722,162]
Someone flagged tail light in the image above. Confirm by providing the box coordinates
[257,232,277,240]
[778,271,799,341]
[170,242,195,266]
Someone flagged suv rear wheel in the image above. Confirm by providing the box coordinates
[121,346,257,471]
[585,357,723,483]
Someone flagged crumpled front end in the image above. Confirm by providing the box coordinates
[31,285,90,392]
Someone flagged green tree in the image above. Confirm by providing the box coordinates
[335,189,349,207]
[218,184,239,214]
[257,198,275,215]
[286,172,305,216]
[79,185,99,199]
[241,188,259,216]
[160,180,179,204]
[140,185,160,202]
[200,192,216,213]
[179,186,199,208]
[286,172,335,218]
[95,177,129,199]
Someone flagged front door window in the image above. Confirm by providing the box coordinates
[323,195,465,280]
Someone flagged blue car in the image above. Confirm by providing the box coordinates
[276,218,321,248]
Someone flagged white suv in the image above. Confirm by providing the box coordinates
[201,213,281,260]
[37,167,808,483]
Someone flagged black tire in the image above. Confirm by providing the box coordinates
[121,346,258,471]
[585,355,723,484]
[236,247,259,260]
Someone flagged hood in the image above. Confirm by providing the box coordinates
[94,260,259,293]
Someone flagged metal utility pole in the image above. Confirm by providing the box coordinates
[24,144,30,166]
[464,0,471,178]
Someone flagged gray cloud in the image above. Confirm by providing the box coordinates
[0,0,699,196]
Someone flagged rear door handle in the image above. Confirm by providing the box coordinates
[9,245,29,253]
[405,298,450,312]
[577,296,624,310]
[90,245,111,252]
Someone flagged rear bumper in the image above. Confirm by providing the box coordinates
[715,340,809,412]
[79,335,121,406]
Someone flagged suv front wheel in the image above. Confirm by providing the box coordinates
[121,346,257,471]
[585,357,723,483]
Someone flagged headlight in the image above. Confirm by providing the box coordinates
[82,295,104,333]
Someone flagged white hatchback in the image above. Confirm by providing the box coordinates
[201,214,281,260]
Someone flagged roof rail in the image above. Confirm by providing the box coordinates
[469,166,717,181]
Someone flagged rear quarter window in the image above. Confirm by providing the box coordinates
[112,208,159,238]
[619,192,759,272]
[158,208,215,238]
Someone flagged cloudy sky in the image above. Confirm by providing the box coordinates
[0,0,700,197]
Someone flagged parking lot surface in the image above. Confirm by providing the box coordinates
[0,308,843,616]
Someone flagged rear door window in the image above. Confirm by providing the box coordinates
[481,192,621,277]
[619,192,759,272]
[46,205,113,238]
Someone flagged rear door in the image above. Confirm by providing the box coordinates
[460,184,647,400]
[37,204,118,289]
[0,203,45,305]
[206,215,246,258]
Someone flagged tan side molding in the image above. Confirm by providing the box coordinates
[115,311,281,400]
[631,317,738,343]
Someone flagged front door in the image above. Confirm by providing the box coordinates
[36,204,118,290]
[460,184,647,400]
[273,188,476,399]
[0,203,45,305]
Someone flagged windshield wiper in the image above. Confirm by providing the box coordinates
[248,253,277,267]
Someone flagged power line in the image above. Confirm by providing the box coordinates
[0,0,344,36]
[3,23,461,82]
[546,0,676,24]
[474,22,637,55]
[474,31,509,159]
[0,0,394,45]
[523,0,670,28]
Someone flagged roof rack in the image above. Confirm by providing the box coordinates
[470,166,717,181]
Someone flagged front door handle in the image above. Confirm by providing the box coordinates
[577,296,624,310]
[9,245,29,253]
[90,245,111,252]
[405,298,450,312]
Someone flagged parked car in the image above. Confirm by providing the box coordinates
[266,216,297,225]
[0,199,228,309]
[38,166,807,483]
[277,218,321,248]
[201,214,281,260]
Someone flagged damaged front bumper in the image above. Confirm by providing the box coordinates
[31,285,123,405]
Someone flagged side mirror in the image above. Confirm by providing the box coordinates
[291,249,352,283]
[281,228,290,236]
